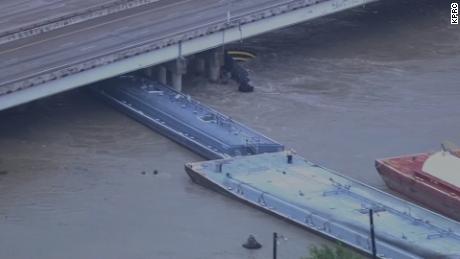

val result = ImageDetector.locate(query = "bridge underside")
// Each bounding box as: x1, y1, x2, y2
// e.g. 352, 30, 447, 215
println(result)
0, 0, 377, 111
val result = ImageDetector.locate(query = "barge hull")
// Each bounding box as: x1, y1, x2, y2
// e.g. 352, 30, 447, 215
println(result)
376, 151, 460, 222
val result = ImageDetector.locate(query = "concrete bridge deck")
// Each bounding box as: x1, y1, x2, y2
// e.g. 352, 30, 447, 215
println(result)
0, 0, 377, 111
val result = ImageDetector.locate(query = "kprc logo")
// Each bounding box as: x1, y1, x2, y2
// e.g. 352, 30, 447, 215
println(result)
452, 2, 459, 24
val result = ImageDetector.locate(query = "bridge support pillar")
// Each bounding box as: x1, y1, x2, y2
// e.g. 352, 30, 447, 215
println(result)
143, 67, 154, 78
157, 66, 167, 85
194, 57, 206, 75
167, 58, 187, 91
171, 73, 182, 91
207, 49, 224, 83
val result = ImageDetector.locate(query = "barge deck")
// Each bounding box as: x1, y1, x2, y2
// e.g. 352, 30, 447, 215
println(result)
93, 75, 283, 159
186, 152, 460, 258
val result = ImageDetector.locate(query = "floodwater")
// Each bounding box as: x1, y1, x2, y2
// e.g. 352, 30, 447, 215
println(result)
0, 0, 459, 258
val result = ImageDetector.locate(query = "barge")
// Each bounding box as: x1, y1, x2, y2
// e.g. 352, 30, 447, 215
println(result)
94, 75, 460, 258
186, 152, 460, 258
376, 149, 460, 222
93, 75, 283, 159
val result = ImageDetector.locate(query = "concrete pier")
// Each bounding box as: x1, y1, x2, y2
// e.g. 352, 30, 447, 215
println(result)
143, 67, 154, 78
167, 58, 187, 91
156, 66, 167, 85
171, 73, 182, 91
194, 57, 206, 76
207, 49, 224, 83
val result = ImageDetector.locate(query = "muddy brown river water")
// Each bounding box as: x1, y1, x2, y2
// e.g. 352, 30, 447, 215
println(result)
1, 0, 459, 258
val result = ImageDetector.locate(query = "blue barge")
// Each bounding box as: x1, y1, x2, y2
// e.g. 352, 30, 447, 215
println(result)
185, 152, 460, 259
93, 75, 283, 159
94, 75, 460, 258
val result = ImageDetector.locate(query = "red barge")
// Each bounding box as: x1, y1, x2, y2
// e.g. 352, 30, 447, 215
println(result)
376, 149, 460, 221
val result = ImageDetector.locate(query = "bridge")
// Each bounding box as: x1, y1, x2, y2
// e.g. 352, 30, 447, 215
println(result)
0, 0, 377, 111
